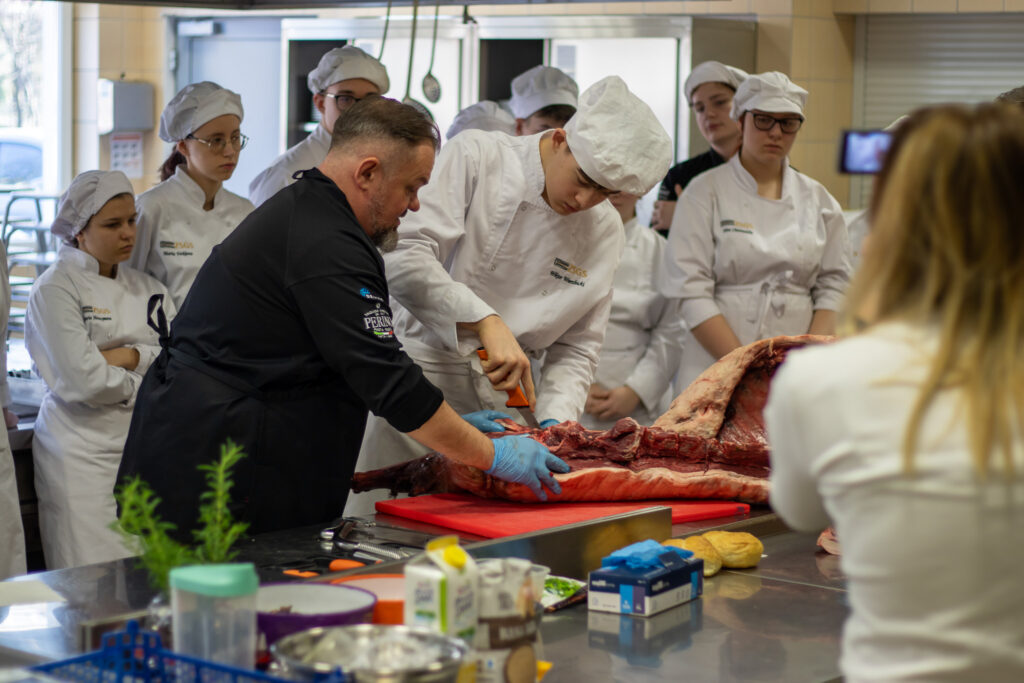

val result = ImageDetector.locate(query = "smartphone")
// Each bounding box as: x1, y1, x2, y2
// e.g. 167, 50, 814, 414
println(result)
838, 129, 893, 174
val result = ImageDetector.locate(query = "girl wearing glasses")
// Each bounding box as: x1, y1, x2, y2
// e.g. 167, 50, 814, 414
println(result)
657, 71, 852, 391
130, 81, 254, 307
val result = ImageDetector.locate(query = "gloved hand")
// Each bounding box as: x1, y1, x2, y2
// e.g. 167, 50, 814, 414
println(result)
487, 435, 570, 501
539, 419, 560, 429
461, 410, 513, 433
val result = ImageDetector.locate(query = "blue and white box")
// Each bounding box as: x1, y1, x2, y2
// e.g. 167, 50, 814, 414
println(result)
588, 549, 703, 617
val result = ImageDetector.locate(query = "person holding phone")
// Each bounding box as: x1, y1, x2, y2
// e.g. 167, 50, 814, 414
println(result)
657, 72, 853, 391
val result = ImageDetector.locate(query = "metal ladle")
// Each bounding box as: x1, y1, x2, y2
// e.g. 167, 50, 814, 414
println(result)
421, 0, 442, 103
401, 0, 434, 119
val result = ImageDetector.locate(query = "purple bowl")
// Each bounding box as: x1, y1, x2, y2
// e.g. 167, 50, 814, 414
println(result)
257, 583, 377, 646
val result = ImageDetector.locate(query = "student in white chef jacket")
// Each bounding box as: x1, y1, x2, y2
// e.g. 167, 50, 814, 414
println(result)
765, 103, 1024, 683
657, 72, 852, 391
446, 101, 516, 140
248, 46, 389, 207
579, 192, 683, 430
26, 171, 176, 569
508, 65, 578, 136
0, 240, 27, 579
130, 82, 253, 308
345, 76, 673, 515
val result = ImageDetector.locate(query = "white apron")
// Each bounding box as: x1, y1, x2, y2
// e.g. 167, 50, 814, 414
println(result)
26, 246, 173, 568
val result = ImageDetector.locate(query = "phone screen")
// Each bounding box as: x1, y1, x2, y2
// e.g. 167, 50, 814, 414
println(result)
839, 130, 893, 174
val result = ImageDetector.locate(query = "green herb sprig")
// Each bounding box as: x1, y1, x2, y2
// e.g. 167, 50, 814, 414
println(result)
112, 440, 250, 593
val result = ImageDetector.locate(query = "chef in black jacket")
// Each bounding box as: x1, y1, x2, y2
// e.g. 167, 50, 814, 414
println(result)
117, 96, 568, 536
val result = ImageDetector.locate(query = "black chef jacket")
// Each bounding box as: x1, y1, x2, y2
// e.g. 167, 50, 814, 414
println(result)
117, 168, 443, 536
657, 148, 726, 203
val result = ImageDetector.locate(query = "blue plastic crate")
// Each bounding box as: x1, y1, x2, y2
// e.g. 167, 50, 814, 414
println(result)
31, 621, 294, 683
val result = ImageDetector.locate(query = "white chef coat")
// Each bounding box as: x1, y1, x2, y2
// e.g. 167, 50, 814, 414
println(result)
344, 130, 623, 516
26, 244, 176, 569
657, 153, 852, 391
579, 217, 683, 430
765, 322, 1024, 682
248, 124, 331, 208
130, 165, 253, 307
0, 241, 26, 580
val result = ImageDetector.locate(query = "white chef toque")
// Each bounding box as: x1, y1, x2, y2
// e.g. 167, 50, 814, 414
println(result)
306, 46, 390, 95
508, 65, 579, 119
446, 101, 516, 140
159, 81, 244, 143
684, 61, 749, 103
730, 71, 808, 121
51, 170, 135, 243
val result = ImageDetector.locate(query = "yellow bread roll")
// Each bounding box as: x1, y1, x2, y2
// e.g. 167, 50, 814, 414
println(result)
663, 537, 723, 577
700, 531, 764, 569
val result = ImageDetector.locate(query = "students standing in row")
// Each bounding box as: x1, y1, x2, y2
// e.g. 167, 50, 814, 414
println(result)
129, 82, 253, 308
657, 72, 853, 390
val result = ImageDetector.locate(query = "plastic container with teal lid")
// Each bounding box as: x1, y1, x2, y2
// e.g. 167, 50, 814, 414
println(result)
170, 563, 259, 669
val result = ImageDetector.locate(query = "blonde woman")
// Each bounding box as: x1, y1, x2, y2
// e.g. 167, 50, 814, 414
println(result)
765, 103, 1024, 681
130, 81, 253, 307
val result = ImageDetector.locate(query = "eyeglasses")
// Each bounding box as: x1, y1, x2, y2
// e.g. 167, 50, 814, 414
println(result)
186, 132, 249, 153
323, 92, 363, 109
750, 113, 803, 134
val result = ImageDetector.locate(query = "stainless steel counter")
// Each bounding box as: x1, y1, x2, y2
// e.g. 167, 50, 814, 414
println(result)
0, 506, 848, 681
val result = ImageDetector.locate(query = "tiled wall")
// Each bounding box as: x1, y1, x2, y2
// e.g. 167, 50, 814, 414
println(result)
73, 3, 167, 194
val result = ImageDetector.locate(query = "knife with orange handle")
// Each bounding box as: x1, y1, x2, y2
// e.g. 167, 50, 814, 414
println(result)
476, 348, 541, 429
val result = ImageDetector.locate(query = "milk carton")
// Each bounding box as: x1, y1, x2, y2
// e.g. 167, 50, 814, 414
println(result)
404, 535, 478, 642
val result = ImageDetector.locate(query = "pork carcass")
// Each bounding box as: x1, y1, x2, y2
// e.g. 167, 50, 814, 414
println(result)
351, 335, 826, 504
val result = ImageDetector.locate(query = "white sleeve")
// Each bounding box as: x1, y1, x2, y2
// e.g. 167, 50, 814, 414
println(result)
656, 183, 722, 328
26, 282, 140, 408
384, 137, 497, 352
764, 360, 831, 532
624, 297, 684, 412
811, 192, 853, 312
248, 164, 292, 208
0, 244, 10, 407
535, 290, 612, 423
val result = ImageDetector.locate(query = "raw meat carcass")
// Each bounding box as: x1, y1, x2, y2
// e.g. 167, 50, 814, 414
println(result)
351, 335, 827, 504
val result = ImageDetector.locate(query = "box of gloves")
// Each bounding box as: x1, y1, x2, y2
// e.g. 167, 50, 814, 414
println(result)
587, 539, 703, 617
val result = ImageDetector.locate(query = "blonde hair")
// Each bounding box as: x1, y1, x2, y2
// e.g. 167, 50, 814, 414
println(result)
841, 103, 1024, 476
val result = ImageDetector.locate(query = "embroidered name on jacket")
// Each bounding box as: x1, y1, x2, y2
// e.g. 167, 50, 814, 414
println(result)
81, 305, 113, 322
550, 257, 587, 287
720, 219, 754, 234
363, 302, 395, 339
159, 240, 195, 256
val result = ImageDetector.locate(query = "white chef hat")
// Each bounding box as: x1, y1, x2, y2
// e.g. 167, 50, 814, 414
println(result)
563, 76, 673, 196
51, 170, 135, 243
159, 81, 244, 143
306, 46, 390, 95
684, 61, 749, 103
508, 65, 579, 119
730, 71, 808, 121
446, 101, 516, 140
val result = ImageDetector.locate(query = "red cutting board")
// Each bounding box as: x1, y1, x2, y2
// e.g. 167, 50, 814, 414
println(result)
375, 494, 750, 539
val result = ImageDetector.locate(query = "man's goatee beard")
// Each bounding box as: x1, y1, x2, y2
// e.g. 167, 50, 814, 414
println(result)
374, 226, 399, 253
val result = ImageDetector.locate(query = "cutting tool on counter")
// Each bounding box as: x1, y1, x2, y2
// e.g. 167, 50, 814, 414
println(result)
475, 348, 541, 428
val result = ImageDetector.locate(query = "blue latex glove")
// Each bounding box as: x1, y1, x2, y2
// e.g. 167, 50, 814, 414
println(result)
461, 410, 513, 433
487, 435, 570, 501
539, 419, 560, 428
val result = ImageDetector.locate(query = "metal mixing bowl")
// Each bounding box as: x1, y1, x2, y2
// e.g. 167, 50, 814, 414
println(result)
269, 624, 469, 682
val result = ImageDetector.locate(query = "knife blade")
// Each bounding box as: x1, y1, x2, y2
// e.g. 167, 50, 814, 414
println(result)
475, 348, 541, 429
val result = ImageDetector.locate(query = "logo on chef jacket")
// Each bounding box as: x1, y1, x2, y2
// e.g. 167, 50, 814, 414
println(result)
359, 287, 383, 302
550, 257, 587, 287
362, 302, 395, 339
159, 239, 194, 256
720, 219, 754, 235
81, 305, 112, 322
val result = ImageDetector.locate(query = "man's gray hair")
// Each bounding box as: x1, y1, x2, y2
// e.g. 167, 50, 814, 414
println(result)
330, 95, 440, 152
996, 85, 1024, 106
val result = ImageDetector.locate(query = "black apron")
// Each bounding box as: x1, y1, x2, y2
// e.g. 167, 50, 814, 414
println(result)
117, 295, 363, 538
